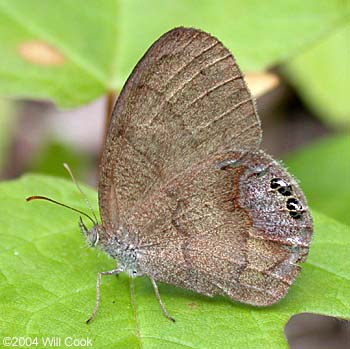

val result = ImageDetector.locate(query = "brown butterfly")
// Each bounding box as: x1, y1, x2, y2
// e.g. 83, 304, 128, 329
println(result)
28, 27, 313, 323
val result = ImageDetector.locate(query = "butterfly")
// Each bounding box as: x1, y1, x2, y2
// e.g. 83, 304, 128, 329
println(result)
28, 27, 313, 323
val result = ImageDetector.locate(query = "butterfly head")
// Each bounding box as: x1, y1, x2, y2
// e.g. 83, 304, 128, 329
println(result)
79, 217, 101, 247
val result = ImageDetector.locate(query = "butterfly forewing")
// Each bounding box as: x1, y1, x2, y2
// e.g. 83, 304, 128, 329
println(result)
99, 27, 261, 232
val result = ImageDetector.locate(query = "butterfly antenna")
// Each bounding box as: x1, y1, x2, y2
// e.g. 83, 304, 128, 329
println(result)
63, 163, 99, 225
26, 195, 96, 226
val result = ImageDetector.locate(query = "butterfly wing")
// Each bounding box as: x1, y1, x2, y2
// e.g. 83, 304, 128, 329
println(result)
128, 151, 312, 305
99, 27, 261, 232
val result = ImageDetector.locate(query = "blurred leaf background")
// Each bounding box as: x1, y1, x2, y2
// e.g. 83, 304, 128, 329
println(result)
0, 0, 348, 182
0, 1, 349, 348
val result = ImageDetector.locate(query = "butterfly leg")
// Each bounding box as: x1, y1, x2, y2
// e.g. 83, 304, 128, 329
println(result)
149, 277, 175, 322
86, 267, 123, 324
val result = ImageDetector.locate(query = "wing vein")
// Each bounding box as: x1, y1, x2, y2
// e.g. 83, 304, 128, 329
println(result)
187, 74, 243, 108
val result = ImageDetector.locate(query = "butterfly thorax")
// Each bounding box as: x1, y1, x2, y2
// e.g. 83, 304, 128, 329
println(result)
102, 237, 141, 277
80, 223, 142, 277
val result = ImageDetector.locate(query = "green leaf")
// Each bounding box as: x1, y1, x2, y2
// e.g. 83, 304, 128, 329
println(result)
0, 0, 348, 107
283, 20, 350, 128
0, 0, 116, 107
285, 135, 350, 226
0, 174, 349, 348
28, 140, 91, 179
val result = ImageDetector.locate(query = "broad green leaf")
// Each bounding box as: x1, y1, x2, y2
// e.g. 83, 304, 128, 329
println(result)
0, 174, 349, 348
285, 135, 350, 226
0, 0, 116, 108
284, 21, 350, 128
0, 0, 348, 107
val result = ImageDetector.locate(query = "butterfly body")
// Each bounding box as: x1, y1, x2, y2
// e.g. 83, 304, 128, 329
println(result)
79, 27, 313, 321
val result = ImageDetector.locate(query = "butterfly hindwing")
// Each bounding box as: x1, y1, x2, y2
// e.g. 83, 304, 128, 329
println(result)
125, 151, 312, 306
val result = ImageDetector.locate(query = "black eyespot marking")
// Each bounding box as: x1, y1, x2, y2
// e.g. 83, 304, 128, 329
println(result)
270, 179, 304, 219
270, 178, 286, 189
286, 197, 302, 211
278, 185, 292, 196
289, 211, 302, 219
286, 197, 303, 219
270, 178, 293, 196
